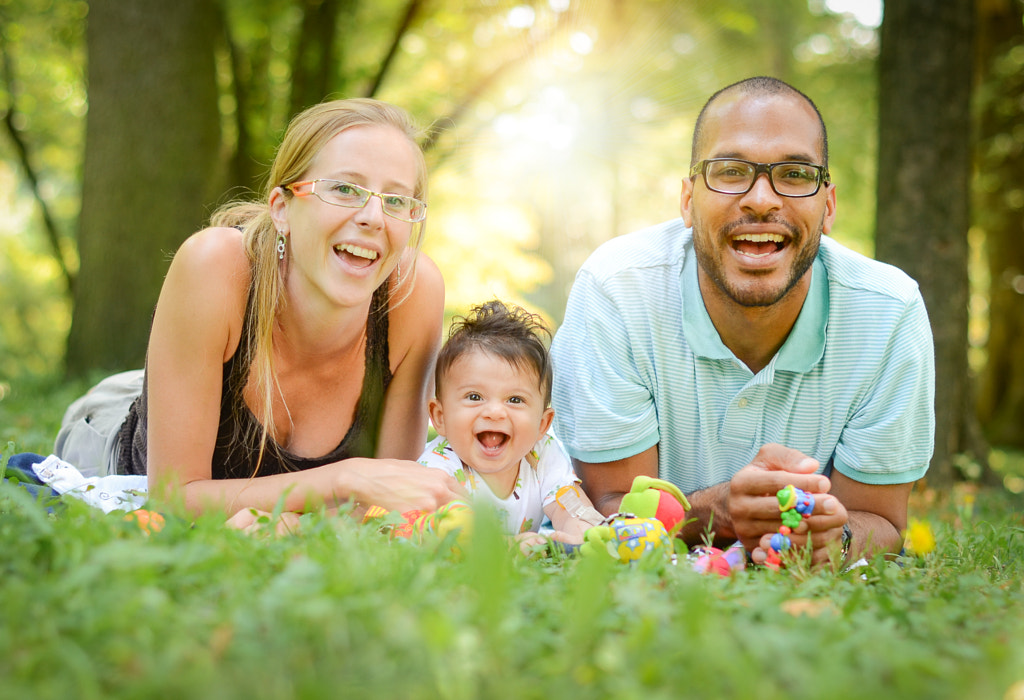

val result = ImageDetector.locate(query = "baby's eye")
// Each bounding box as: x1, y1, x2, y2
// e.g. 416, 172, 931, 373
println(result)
466, 392, 482, 402
508, 396, 524, 405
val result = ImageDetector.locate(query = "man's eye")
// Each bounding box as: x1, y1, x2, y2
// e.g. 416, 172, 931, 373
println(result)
777, 166, 815, 182
711, 162, 750, 179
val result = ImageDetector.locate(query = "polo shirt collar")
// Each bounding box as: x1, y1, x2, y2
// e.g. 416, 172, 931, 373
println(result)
681, 248, 828, 373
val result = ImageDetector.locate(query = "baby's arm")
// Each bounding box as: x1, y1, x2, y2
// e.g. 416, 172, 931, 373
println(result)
543, 483, 604, 544
514, 484, 604, 555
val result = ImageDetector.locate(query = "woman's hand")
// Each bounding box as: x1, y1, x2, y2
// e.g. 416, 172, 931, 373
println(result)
339, 458, 465, 514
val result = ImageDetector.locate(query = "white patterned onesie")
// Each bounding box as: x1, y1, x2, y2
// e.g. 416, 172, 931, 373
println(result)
417, 432, 580, 535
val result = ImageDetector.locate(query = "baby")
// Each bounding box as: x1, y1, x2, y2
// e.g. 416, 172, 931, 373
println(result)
418, 300, 602, 550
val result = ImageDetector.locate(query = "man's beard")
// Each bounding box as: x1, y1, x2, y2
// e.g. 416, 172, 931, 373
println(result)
692, 212, 823, 308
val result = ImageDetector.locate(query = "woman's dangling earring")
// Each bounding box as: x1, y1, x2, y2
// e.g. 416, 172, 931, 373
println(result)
277, 231, 286, 261
394, 261, 402, 285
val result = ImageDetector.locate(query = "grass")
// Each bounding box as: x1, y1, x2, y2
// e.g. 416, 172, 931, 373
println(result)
2, 379, 1024, 699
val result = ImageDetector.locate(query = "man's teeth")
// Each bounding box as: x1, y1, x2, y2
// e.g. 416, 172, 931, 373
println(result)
334, 243, 379, 260
733, 233, 784, 243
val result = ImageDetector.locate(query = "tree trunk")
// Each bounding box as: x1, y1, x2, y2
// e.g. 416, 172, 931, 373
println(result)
975, 0, 1024, 450
874, 0, 985, 486
66, 0, 223, 376
288, 0, 352, 117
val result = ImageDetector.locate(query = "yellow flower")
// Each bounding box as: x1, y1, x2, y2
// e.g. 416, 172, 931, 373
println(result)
906, 518, 936, 555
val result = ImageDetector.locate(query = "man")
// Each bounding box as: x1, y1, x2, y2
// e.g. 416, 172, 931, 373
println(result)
550, 77, 934, 566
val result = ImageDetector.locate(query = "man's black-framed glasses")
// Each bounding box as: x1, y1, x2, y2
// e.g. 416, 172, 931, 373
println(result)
689, 159, 831, 198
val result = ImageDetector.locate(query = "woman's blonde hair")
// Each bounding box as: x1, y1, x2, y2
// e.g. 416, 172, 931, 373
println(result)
210, 98, 428, 472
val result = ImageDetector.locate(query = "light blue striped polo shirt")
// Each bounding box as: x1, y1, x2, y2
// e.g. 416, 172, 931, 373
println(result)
550, 218, 934, 492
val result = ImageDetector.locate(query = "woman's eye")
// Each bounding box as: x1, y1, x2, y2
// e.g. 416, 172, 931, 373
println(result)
333, 182, 358, 196
383, 195, 407, 208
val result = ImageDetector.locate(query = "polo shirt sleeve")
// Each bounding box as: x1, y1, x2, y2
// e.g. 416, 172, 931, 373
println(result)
833, 292, 935, 485
551, 269, 661, 464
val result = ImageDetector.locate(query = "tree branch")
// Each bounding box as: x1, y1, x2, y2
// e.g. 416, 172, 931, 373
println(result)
421, 10, 574, 154
363, 0, 424, 98
0, 34, 75, 294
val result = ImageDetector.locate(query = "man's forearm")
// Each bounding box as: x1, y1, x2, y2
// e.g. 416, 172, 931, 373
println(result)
678, 482, 735, 548
845, 510, 903, 561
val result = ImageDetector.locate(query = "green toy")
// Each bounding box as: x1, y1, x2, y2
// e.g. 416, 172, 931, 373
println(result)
579, 476, 691, 564
619, 476, 691, 537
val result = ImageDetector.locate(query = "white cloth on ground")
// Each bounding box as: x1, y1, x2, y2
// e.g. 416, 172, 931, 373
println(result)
30, 454, 147, 513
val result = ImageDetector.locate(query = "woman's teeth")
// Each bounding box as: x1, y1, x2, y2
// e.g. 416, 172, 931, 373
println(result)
334, 243, 379, 260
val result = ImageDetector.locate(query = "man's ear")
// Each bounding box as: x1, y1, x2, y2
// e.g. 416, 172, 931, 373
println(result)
680, 177, 694, 227
821, 182, 837, 235
428, 397, 446, 437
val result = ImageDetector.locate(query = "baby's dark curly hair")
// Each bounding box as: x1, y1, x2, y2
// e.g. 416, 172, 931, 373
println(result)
435, 300, 553, 405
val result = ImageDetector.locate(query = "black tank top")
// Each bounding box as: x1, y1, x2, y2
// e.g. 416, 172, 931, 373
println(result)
117, 283, 393, 478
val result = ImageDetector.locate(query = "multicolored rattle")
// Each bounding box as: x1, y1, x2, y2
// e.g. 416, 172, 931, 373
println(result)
764, 484, 816, 569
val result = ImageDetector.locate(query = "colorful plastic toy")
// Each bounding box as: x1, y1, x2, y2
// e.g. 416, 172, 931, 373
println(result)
691, 542, 747, 576
580, 514, 675, 564
577, 476, 690, 565
365, 500, 473, 546
619, 476, 691, 536
764, 484, 816, 569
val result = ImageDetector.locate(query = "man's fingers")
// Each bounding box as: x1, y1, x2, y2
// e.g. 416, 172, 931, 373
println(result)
749, 443, 822, 475
735, 467, 831, 498
758, 525, 843, 553
732, 490, 838, 523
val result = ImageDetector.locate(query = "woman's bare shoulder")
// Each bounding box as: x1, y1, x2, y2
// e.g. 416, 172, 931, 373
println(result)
156, 227, 251, 353
387, 250, 444, 365
392, 251, 444, 328
173, 226, 250, 277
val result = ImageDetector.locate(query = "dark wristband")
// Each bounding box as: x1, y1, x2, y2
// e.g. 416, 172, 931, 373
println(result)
841, 523, 853, 560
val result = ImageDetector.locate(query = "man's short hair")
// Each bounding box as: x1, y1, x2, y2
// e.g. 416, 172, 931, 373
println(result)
690, 76, 829, 169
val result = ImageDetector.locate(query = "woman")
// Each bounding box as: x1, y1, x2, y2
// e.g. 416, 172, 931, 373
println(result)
58, 98, 461, 517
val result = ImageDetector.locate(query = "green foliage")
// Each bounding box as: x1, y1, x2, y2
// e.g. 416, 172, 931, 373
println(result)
0, 234, 71, 380
1, 0, 883, 376
2, 383, 1024, 699
0, 479, 1022, 700
0, 373, 94, 454
412, 0, 882, 322
0, 0, 86, 381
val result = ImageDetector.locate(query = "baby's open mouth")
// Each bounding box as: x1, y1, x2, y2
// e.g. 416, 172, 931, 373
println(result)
731, 232, 786, 258
477, 431, 509, 453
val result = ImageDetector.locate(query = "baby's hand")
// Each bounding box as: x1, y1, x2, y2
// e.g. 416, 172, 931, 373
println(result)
226, 508, 302, 537
514, 531, 549, 557
513, 530, 584, 557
